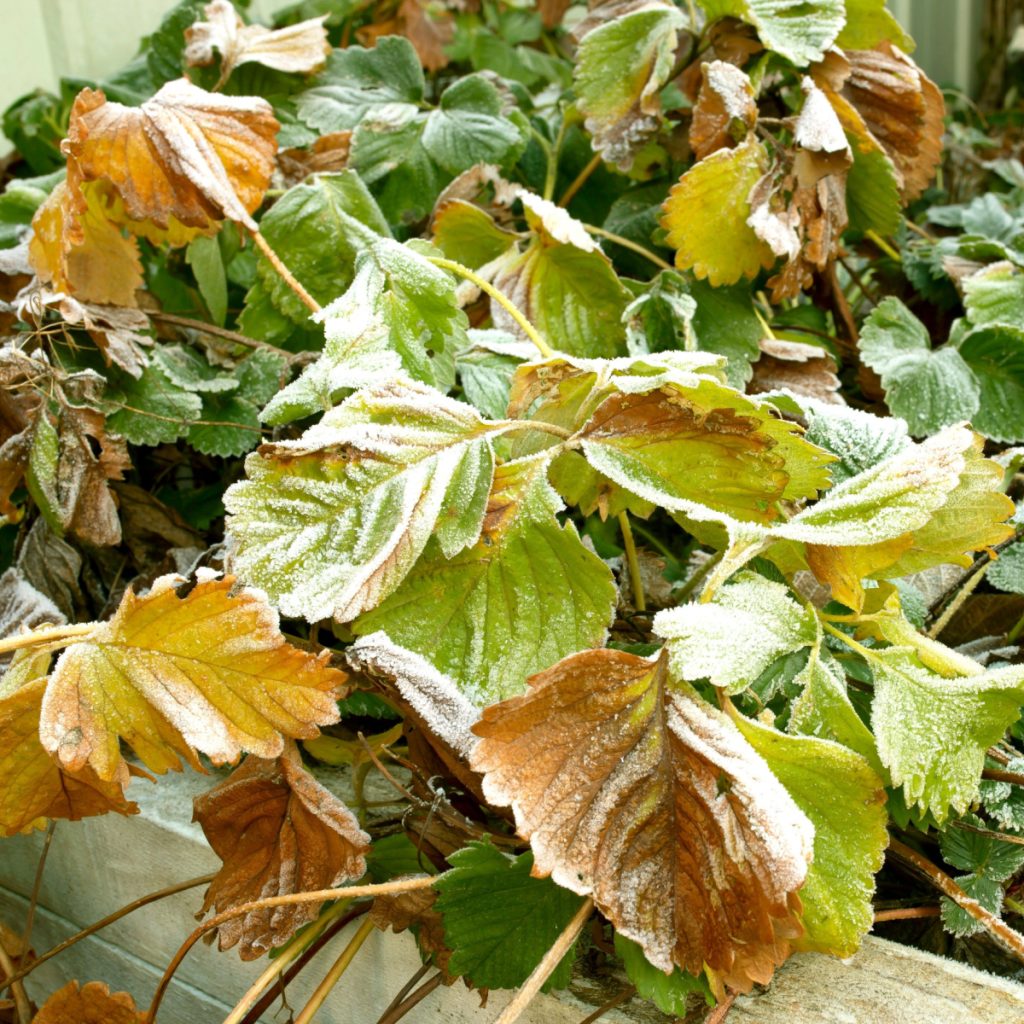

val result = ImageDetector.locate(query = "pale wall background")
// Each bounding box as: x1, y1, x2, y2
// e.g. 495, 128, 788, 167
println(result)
0, 0, 986, 152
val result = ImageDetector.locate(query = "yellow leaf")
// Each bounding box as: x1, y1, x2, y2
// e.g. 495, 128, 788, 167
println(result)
303, 721, 404, 767
32, 981, 146, 1024
38, 573, 347, 785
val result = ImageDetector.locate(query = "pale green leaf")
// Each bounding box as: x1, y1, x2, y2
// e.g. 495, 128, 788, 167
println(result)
613, 935, 711, 1014
106, 364, 202, 446
153, 345, 238, 394
837, 0, 914, 50
939, 873, 1003, 938
956, 325, 1024, 444
699, 0, 845, 65
988, 541, 1024, 596
186, 234, 227, 325
187, 394, 262, 458
456, 331, 533, 420
859, 297, 980, 436
964, 262, 1024, 328
939, 814, 1024, 882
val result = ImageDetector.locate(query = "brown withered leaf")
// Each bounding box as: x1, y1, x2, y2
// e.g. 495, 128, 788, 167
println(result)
185, 0, 329, 85
56, 297, 152, 377
276, 132, 351, 189
471, 648, 814, 992
0, 568, 63, 645
839, 44, 944, 202
371, 879, 456, 980
195, 741, 369, 959
689, 60, 757, 161
749, 337, 843, 404
0, 647, 138, 837
29, 181, 144, 307
538, 0, 572, 28
32, 980, 144, 1024
63, 79, 278, 241
398, 0, 455, 72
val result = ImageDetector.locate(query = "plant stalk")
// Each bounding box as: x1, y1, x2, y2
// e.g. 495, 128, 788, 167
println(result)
251, 229, 321, 314
582, 224, 673, 271
293, 916, 376, 1024
559, 153, 602, 207
618, 512, 646, 613
0, 623, 95, 657
0, 942, 30, 1024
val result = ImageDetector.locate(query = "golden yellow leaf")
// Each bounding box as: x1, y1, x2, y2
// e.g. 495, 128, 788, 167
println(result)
194, 741, 369, 959
32, 980, 144, 1024
471, 648, 813, 992
0, 647, 138, 837
38, 572, 346, 785
63, 79, 278, 244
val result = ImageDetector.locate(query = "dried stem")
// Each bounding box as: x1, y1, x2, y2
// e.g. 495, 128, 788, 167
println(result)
873, 906, 941, 923
983, 768, 1024, 786
559, 153, 602, 207
293, 916, 376, 1024
618, 512, 646, 613
428, 256, 554, 358
888, 837, 1024, 963
147, 876, 436, 1023
705, 992, 737, 1024
577, 986, 637, 1024
251, 229, 321, 315
19, 821, 56, 968
374, 963, 432, 1024
0, 623, 95, 657
376, 972, 444, 1024
0, 941, 30, 1024
492, 897, 593, 1024
148, 311, 297, 361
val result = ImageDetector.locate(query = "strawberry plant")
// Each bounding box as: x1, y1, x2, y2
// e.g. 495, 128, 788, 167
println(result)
1, 1, 1024, 1021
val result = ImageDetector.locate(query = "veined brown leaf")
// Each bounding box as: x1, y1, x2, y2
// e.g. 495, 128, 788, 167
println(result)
471, 648, 814, 992
194, 741, 369, 959
31, 980, 144, 1024
689, 60, 758, 161
38, 572, 346, 785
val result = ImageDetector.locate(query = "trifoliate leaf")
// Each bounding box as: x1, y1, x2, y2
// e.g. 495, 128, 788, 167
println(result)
253, 171, 390, 324
613, 935, 711, 1014
699, 0, 845, 65
38, 573, 346, 785
227, 380, 508, 623
663, 136, 775, 286
353, 455, 616, 703
654, 572, 816, 694
623, 269, 698, 357
105, 362, 203, 446
471, 649, 814, 992
988, 542, 1024, 596
434, 841, 586, 991
956, 325, 1024, 444
573, 1, 688, 170
733, 711, 888, 956
869, 648, 1024, 821
964, 262, 1024, 328
939, 814, 1024, 882
859, 297, 980, 436
939, 873, 1003, 938
837, 0, 914, 50
297, 36, 425, 133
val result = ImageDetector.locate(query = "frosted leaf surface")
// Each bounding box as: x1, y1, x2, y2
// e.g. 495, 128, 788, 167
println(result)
654, 572, 816, 693
0, 567, 64, 648
690, 61, 757, 161
37, 573, 346, 785
517, 189, 598, 252
227, 379, 509, 623
472, 648, 813, 991
794, 77, 850, 154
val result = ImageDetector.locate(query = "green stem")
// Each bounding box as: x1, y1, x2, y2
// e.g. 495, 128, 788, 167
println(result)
865, 229, 902, 263
618, 512, 647, 613
428, 256, 554, 358
1007, 609, 1024, 645
582, 224, 673, 271
821, 621, 876, 660
559, 152, 602, 207
293, 916, 376, 1024
928, 558, 990, 640
544, 116, 570, 202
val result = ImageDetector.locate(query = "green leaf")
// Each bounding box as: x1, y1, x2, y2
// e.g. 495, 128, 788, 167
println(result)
654, 572, 816, 694
434, 841, 586, 991
859, 297, 980, 436
366, 832, 430, 883
988, 541, 1024, 596
24, 415, 60, 534
0, 170, 63, 249
353, 455, 616, 703
236, 350, 288, 408
837, 0, 914, 50
869, 648, 1024, 822
939, 873, 1004, 938
733, 712, 888, 956
573, 1, 688, 169
152, 345, 238, 394
187, 394, 262, 458
699, 0, 846, 65
297, 36, 425, 132
613, 935, 711, 1014
663, 136, 775, 287
687, 279, 762, 389
433, 200, 520, 269
800, 400, 910, 487
964, 262, 1024, 328
623, 270, 697, 356
226, 379, 506, 623
940, 814, 1024, 882
254, 171, 390, 325
956, 325, 1024, 444
844, 137, 902, 236
456, 332, 532, 420
2, 91, 67, 174
422, 75, 525, 174
980, 758, 1024, 830
105, 364, 202, 446
186, 235, 227, 326
145, 0, 206, 85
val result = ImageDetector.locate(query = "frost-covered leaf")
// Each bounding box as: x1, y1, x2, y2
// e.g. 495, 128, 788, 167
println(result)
195, 741, 369, 959
733, 711, 888, 955
472, 648, 814, 991
699, 0, 845, 65
749, 338, 842, 405
654, 572, 816, 694
869, 648, 1024, 821
456, 332, 532, 420
64, 79, 278, 239
297, 36, 425, 133
956, 325, 1024, 444
252, 171, 389, 325
105, 362, 203, 446
153, 345, 238, 394
0, 568, 63, 649
38, 573, 346, 785
433, 840, 586, 990
663, 136, 775, 286
939, 873, 1003, 938
964, 262, 1024, 328
980, 758, 1024, 830
353, 455, 616, 703
690, 60, 758, 161
573, 0, 688, 170
188, 393, 262, 457
859, 298, 979, 437
228, 380, 509, 622
614, 935, 711, 1015
989, 542, 1024, 597
32, 981, 145, 1024
939, 813, 1024, 882
837, 0, 914, 50
185, 0, 329, 82
0, 647, 138, 836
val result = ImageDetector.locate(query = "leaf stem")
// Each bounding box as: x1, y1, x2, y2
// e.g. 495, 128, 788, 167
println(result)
864, 229, 902, 263
0, 941, 30, 1024
146, 876, 435, 1023
618, 512, 646, 613
581, 224, 673, 271
19, 821, 55, 970
493, 897, 593, 1024
293, 916, 376, 1024
427, 256, 554, 358
544, 116, 570, 202
375, 972, 444, 1024
873, 906, 941, 923
983, 768, 1024, 787
0, 623, 95, 657
148, 311, 299, 362
374, 963, 432, 1024
558, 153, 602, 207
888, 837, 1024, 963
251, 229, 321, 315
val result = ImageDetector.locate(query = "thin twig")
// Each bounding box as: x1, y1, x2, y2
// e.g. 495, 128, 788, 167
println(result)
19, 821, 56, 968
577, 986, 636, 1024
873, 906, 941, 923
0, 623, 95, 657
251, 229, 321, 314
951, 819, 1024, 847
148, 311, 297, 361
559, 153, 602, 208
0, 941, 30, 1024
705, 991, 737, 1024
294, 916, 376, 1024
146, 877, 436, 1023
375, 972, 444, 1024
888, 837, 1024, 964
618, 512, 646, 613
374, 963, 432, 1024
493, 898, 594, 1024
582, 224, 673, 271
983, 768, 1024, 787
